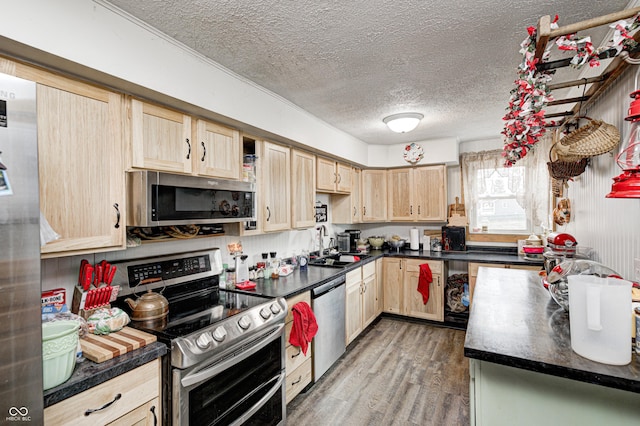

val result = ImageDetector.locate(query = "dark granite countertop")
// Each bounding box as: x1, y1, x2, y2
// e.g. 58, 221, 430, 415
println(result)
464, 267, 640, 393
232, 248, 541, 300
43, 341, 167, 407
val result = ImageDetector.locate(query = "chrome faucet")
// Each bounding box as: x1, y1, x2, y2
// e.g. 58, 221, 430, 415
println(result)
318, 225, 327, 257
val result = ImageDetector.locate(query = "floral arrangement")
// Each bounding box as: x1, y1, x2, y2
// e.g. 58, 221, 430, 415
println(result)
502, 14, 640, 167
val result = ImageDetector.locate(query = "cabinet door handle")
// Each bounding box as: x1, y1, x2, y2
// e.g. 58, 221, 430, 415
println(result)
113, 203, 121, 229
363, 206, 366, 216
291, 347, 302, 358
334, 172, 337, 184
150, 405, 158, 426
292, 376, 302, 385
84, 393, 121, 416
337, 173, 341, 184
399, 261, 402, 270
418, 205, 421, 215
410, 205, 413, 215
201, 141, 206, 162
353, 206, 356, 217
186, 138, 191, 159
266, 206, 271, 222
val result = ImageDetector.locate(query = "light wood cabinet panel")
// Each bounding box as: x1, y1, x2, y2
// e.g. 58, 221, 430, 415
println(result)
362, 273, 377, 329
336, 163, 352, 193
361, 170, 387, 222
316, 157, 351, 193
130, 98, 192, 174
387, 168, 413, 221
387, 165, 447, 222
262, 142, 291, 232
286, 358, 312, 404
331, 168, 361, 224
106, 398, 160, 426
26, 70, 126, 257
382, 257, 403, 313
375, 258, 384, 315
345, 276, 363, 346
285, 291, 311, 403
403, 259, 445, 322
194, 119, 241, 179
291, 149, 316, 229
44, 359, 160, 426
414, 165, 447, 221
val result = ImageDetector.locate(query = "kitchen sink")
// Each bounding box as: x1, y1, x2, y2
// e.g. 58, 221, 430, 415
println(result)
308, 253, 370, 268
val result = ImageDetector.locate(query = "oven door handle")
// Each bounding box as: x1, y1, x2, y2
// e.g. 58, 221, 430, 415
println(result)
181, 322, 284, 388
228, 371, 285, 426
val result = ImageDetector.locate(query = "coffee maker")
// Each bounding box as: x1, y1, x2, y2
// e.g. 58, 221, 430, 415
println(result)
346, 229, 361, 253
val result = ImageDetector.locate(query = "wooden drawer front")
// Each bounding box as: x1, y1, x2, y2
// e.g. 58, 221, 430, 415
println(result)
285, 342, 311, 373
362, 261, 376, 279
45, 359, 160, 426
286, 358, 312, 404
285, 291, 311, 324
404, 259, 442, 274
106, 397, 160, 426
346, 268, 362, 286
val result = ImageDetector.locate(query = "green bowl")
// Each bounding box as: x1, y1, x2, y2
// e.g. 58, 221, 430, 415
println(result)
42, 320, 80, 390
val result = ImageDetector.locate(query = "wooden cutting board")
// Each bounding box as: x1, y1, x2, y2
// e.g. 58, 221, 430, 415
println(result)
80, 327, 157, 363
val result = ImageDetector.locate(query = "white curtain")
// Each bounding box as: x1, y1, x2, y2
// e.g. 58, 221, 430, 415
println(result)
461, 132, 553, 233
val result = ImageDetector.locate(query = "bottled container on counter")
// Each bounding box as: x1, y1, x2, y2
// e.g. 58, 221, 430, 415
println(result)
226, 267, 236, 289
220, 263, 228, 289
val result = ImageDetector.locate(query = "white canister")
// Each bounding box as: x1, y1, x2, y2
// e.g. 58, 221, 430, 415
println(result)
422, 235, 431, 252
568, 275, 632, 365
410, 228, 420, 251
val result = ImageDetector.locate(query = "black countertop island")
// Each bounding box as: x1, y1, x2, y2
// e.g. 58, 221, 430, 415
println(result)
464, 267, 640, 393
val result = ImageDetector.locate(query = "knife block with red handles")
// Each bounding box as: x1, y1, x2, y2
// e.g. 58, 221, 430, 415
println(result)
71, 259, 120, 318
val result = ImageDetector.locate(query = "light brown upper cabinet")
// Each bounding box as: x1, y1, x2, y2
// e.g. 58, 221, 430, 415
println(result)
331, 168, 361, 224
194, 119, 241, 179
291, 149, 316, 229
316, 157, 351, 193
6, 57, 127, 257
387, 165, 447, 222
361, 170, 387, 222
130, 98, 192, 174
130, 99, 241, 179
262, 141, 291, 232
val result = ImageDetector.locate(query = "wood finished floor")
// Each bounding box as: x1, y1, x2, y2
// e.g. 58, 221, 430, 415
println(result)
286, 317, 470, 426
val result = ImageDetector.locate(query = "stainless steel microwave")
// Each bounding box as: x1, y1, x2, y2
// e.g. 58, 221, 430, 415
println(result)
127, 171, 256, 227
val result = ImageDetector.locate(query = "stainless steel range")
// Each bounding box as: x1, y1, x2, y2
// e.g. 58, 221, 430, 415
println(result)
111, 249, 286, 426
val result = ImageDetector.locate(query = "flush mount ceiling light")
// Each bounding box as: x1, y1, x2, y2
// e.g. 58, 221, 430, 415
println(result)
383, 113, 424, 133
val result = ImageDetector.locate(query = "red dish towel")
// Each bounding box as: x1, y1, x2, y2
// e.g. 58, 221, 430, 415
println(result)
288, 301, 318, 356
417, 263, 433, 305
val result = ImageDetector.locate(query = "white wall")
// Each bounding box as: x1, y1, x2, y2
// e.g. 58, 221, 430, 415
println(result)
368, 138, 460, 167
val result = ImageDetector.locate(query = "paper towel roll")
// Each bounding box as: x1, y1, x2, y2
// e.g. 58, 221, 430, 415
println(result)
410, 228, 419, 250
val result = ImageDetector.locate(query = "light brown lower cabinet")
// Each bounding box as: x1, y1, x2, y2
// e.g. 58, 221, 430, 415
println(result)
44, 359, 161, 425
382, 257, 446, 322
284, 291, 313, 404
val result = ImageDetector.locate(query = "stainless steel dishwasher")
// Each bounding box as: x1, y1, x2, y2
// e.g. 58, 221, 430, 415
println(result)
311, 274, 346, 382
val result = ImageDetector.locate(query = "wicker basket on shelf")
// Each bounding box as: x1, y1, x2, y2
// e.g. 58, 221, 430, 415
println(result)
555, 118, 620, 160
547, 142, 589, 180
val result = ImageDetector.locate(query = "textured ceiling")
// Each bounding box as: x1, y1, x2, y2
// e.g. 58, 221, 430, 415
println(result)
105, 0, 631, 145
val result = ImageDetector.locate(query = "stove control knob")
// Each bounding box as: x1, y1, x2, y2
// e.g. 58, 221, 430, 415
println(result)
238, 315, 252, 330
212, 326, 227, 342
195, 332, 212, 350
260, 307, 271, 320
270, 303, 282, 315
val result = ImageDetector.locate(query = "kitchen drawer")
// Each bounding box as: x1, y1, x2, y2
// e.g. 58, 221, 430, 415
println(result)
286, 358, 312, 404
346, 267, 362, 286
285, 291, 311, 324
285, 341, 311, 373
44, 359, 160, 425
362, 261, 376, 279
404, 258, 443, 274
106, 397, 160, 426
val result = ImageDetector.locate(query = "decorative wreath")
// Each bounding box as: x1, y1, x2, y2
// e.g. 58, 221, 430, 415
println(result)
502, 14, 640, 167
403, 143, 424, 164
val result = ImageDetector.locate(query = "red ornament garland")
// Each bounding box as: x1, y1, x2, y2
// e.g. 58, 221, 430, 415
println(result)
502, 14, 640, 167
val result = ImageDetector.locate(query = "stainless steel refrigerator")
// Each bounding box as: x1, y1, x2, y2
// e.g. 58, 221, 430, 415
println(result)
0, 72, 43, 423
